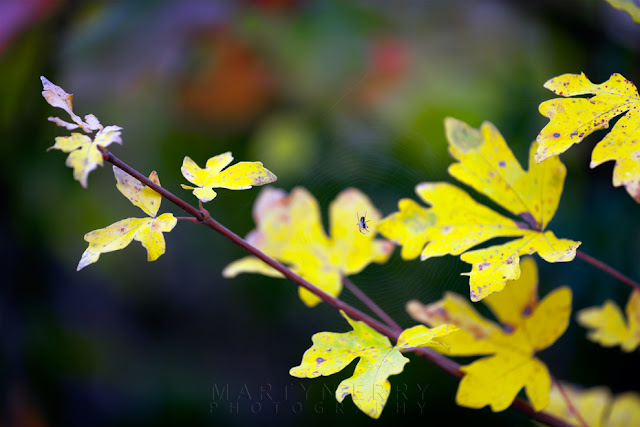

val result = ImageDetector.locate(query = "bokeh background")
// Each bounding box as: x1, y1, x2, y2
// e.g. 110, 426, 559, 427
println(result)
2, 0, 640, 425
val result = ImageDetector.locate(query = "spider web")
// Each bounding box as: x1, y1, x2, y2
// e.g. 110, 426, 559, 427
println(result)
287, 125, 471, 326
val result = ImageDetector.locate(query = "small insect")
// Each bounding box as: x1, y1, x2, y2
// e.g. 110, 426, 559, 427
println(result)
356, 212, 371, 234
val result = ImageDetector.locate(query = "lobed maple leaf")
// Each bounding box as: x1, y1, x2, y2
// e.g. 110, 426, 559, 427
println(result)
406, 257, 572, 411
77, 167, 177, 270
41, 76, 123, 188
290, 311, 458, 419
180, 152, 276, 203
536, 73, 640, 201
545, 382, 640, 426
577, 290, 640, 352
223, 187, 394, 307
379, 118, 580, 301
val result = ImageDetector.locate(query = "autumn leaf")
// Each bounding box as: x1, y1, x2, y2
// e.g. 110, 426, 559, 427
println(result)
604, 0, 640, 24
47, 127, 123, 188
180, 152, 276, 202
223, 187, 394, 307
546, 382, 640, 426
41, 76, 103, 132
537, 73, 640, 201
406, 257, 571, 411
77, 167, 176, 270
290, 311, 458, 419
42, 76, 123, 188
577, 290, 640, 352
379, 118, 580, 301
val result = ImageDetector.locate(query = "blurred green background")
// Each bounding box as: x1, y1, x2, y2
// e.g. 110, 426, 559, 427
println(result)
2, 0, 640, 425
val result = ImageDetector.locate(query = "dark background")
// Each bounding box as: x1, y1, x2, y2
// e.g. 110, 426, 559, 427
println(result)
2, 0, 640, 425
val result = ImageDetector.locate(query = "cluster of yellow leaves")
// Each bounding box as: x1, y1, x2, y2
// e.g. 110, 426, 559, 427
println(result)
290, 311, 458, 419
180, 152, 276, 203
379, 118, 580, 301
77, 167, 176, 270
406, 257, 571, 411
42, 76, 123, 188
577, 290, 640, 352
546, 382, 640, 426
537, 73, 640, 201
223, 187, 393, 307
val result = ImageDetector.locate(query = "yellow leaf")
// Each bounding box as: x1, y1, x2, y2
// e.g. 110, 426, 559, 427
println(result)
605, 0, 640, 24
290, 311, 457, 419
77, 213, 177, 270
376, 198, 436, 260
114, 166, 162, 217
407, 293, 501, 356
609, 393, 640, 426
47, 126, 123, 188
379, 119, 580, 301
180, 152, 277, 202
221, 256, 284, 279
223, 187, 393, 307
457, 353, 550, 412
396, 324, 459, 353
460, 231, 578, 301
407, 257, 572, 412
577, 290, 640, 352
546, 382, 640, 427
447, 119, 565, 229
537, 73, 640, 201
78, 168, 176, 269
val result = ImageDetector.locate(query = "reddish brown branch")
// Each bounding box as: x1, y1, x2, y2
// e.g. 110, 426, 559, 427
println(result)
342, 276, 403, 335
97, 146, 575, 427
576, 250, 640, 293
176, 217, 201, 224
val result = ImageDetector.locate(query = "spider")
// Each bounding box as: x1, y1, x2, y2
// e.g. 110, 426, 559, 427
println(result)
356, 212, 371, 234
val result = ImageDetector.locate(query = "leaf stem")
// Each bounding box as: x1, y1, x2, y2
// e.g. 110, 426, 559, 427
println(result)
342, 276, 403, 335
97, 146, 576, 427
576, 250, 640, 293
551, 376, 589, 427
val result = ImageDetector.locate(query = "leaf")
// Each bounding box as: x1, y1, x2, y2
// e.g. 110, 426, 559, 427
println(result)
41, 76, 102, 132
77, 214, 177, 270
77, 169, 176, 270
546, 382, 640, 427
379, 118, 580, 301
605, 0, 640, 24
47, 127, 123, 188
223, 187, 394, 307
407, 257, 572, 411
42, 77, 123, 187
536, 73, 640, 201
577, 290, 640, 352
376, 199, 436, 260
180, 152, 277, 202
114, 166, 161, 217
290, 311, 457, 419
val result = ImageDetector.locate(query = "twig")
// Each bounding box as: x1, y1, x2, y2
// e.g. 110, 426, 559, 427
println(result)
99, 146, 395, 337
176, 217, 201, 224
97, 146, 576, 427
576, 250, 640, 293
342, 276, 403, 334
551, 376, 589, 427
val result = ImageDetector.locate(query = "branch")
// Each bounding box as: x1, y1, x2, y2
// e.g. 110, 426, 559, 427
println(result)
97, 146, 576, 427
576, 250, 640, 293
98, 146, 395, 337
342, 276, 403, 335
